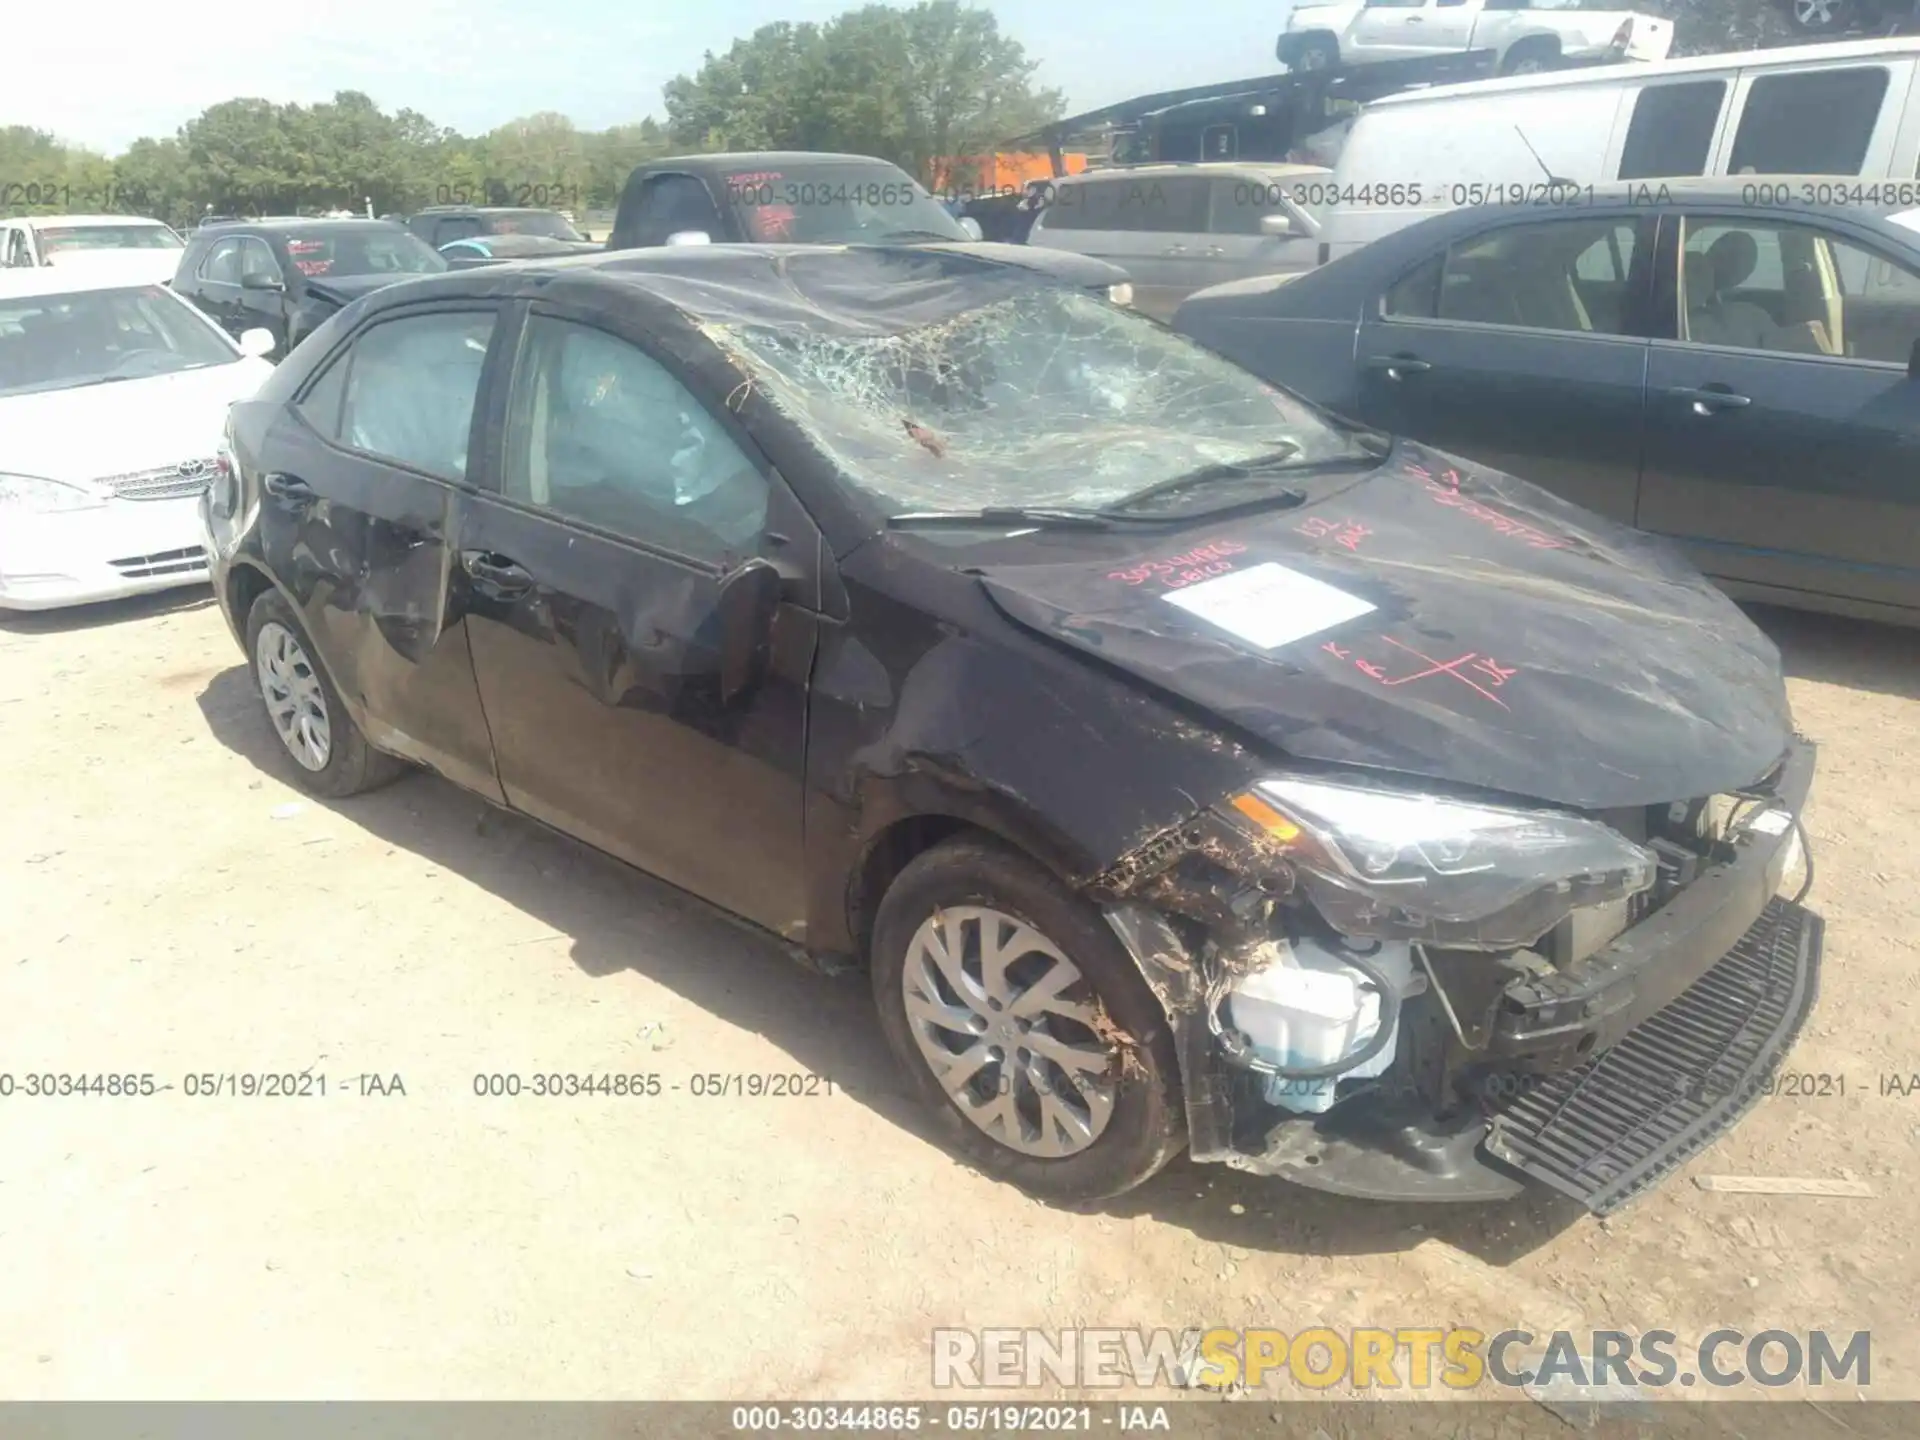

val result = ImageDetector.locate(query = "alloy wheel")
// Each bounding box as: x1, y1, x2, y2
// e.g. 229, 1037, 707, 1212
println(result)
255, 620, 332, 772
901, 905, 1120, 1159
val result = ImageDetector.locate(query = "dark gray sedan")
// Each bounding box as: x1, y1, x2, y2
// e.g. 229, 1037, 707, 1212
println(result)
1175, 179, 1920, 626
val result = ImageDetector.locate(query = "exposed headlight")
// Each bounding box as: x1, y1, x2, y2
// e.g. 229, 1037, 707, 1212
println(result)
1107, 281, 1134, 307
1224, 777, 1656, 950
0, 473, 108, 513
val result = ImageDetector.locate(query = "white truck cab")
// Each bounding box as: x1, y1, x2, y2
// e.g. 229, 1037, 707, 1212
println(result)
1278, 0, 1674, 77
0, 215, 185, 285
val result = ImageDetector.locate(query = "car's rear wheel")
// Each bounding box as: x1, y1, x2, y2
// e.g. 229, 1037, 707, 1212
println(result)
246, 590, 406, 798
1786, 0, 1850, 31
870, 836, 1186, 1202
1501, 38, 1560, 74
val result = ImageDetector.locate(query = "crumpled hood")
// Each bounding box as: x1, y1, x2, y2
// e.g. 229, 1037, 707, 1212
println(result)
912, 240, 1129, 290
974, 444, 1792, 810
300, 271, 420, 306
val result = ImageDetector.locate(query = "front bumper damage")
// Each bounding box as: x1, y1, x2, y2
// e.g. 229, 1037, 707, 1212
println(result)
1099, 738, 1822, 1214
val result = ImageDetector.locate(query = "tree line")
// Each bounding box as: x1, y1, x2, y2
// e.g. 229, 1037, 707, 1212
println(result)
0, 1, 1062, 228
0, 0, 1808, 229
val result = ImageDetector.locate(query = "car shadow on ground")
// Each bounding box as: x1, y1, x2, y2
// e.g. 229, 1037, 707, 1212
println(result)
0, 586, 216, 636
1748, 603, 1920, 701
195, 661, 1580, 1263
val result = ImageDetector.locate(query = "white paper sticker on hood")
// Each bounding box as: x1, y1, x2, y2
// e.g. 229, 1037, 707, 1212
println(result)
1161, 561, 1375, 650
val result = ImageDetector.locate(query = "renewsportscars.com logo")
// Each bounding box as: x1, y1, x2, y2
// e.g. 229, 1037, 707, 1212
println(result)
932, 1327, 1872, 1392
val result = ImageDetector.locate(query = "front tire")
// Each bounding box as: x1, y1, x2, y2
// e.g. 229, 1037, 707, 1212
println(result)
871, 836, 1186, 1202
246, 589, 406, 798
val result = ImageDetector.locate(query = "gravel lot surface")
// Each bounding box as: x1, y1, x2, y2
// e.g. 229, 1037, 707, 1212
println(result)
1, 590, 1912, 1406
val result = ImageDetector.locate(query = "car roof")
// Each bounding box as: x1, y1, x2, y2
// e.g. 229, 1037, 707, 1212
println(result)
414, 206, 567, 216
196, 218, 402, 234
642, 151, 912, 174
1367, 36, 1920, 109
1063, 162, 1329, 181
17, 214, 173, 229
355, 242, 1085, 335
1456, 176, 1920, 221
0, 260, 184, 298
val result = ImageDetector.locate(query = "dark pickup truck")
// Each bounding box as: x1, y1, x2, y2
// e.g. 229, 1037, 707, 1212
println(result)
607, 151, 1136, 306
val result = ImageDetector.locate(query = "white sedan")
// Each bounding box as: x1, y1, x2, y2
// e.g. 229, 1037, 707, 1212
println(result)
0, 261, 276, 611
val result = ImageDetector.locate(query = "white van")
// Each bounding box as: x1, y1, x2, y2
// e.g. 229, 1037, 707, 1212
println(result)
1320, 36, 1920, 259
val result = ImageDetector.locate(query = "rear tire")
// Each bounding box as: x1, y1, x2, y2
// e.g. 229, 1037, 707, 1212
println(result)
870, 836, 1186, 1203
245, 589, 407, 798
1500, 38, 1559, 74
1784, 0, 1851, 31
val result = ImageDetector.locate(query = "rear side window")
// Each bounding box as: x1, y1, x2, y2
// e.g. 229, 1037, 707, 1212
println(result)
1729, 68, 1890, 175
339, 310, 497, 482
1618, 82, 1726, 180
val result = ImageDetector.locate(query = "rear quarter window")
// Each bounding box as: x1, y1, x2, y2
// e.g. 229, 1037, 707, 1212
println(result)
1729, 67, 1890, 175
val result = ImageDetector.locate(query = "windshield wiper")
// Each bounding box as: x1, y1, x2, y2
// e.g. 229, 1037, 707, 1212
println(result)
874, 229, 972, 244
888, 506, 1115, 531
1104, 443, 1384, 517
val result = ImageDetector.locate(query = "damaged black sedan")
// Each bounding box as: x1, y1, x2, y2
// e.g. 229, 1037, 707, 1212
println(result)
200, 245, 1821, 1215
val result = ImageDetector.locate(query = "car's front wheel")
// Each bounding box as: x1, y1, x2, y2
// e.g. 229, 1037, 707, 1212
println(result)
246, 590, 406, 798
871, 836, 1186, 1202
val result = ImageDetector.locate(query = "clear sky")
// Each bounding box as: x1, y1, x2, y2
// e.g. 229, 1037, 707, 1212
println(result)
9, 1, 1293, 154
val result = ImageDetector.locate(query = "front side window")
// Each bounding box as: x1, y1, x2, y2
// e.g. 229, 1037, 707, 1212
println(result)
715, 279, 1373, 518
238, 239, 281, 282
1384, 218, 1647, 336
199, 239, 244, 285
632, 176, 724, 246
1729, 68, 1889, 175
0, 285, 242, 397
502, 317, 769, 563
1679, 217, 1920, 363
338, 311, 496, 481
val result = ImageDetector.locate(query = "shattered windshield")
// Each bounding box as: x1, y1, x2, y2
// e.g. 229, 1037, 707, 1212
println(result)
714, 285, 1368, 517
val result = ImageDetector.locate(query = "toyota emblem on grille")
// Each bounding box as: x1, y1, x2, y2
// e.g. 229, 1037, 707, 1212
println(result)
176, 459, 210, 479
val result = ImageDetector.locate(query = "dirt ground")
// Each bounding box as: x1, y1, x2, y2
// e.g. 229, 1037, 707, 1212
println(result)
1, 587, 1916, 1407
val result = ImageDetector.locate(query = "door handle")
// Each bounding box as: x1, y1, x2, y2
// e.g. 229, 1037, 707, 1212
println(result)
1363, 354, 1432, 380
1165, 244, 1189, 255
461, 550, 534, 598
1204, 245, 1225, 257
262, 472, 314, 502
1667, 386, 1752, 416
